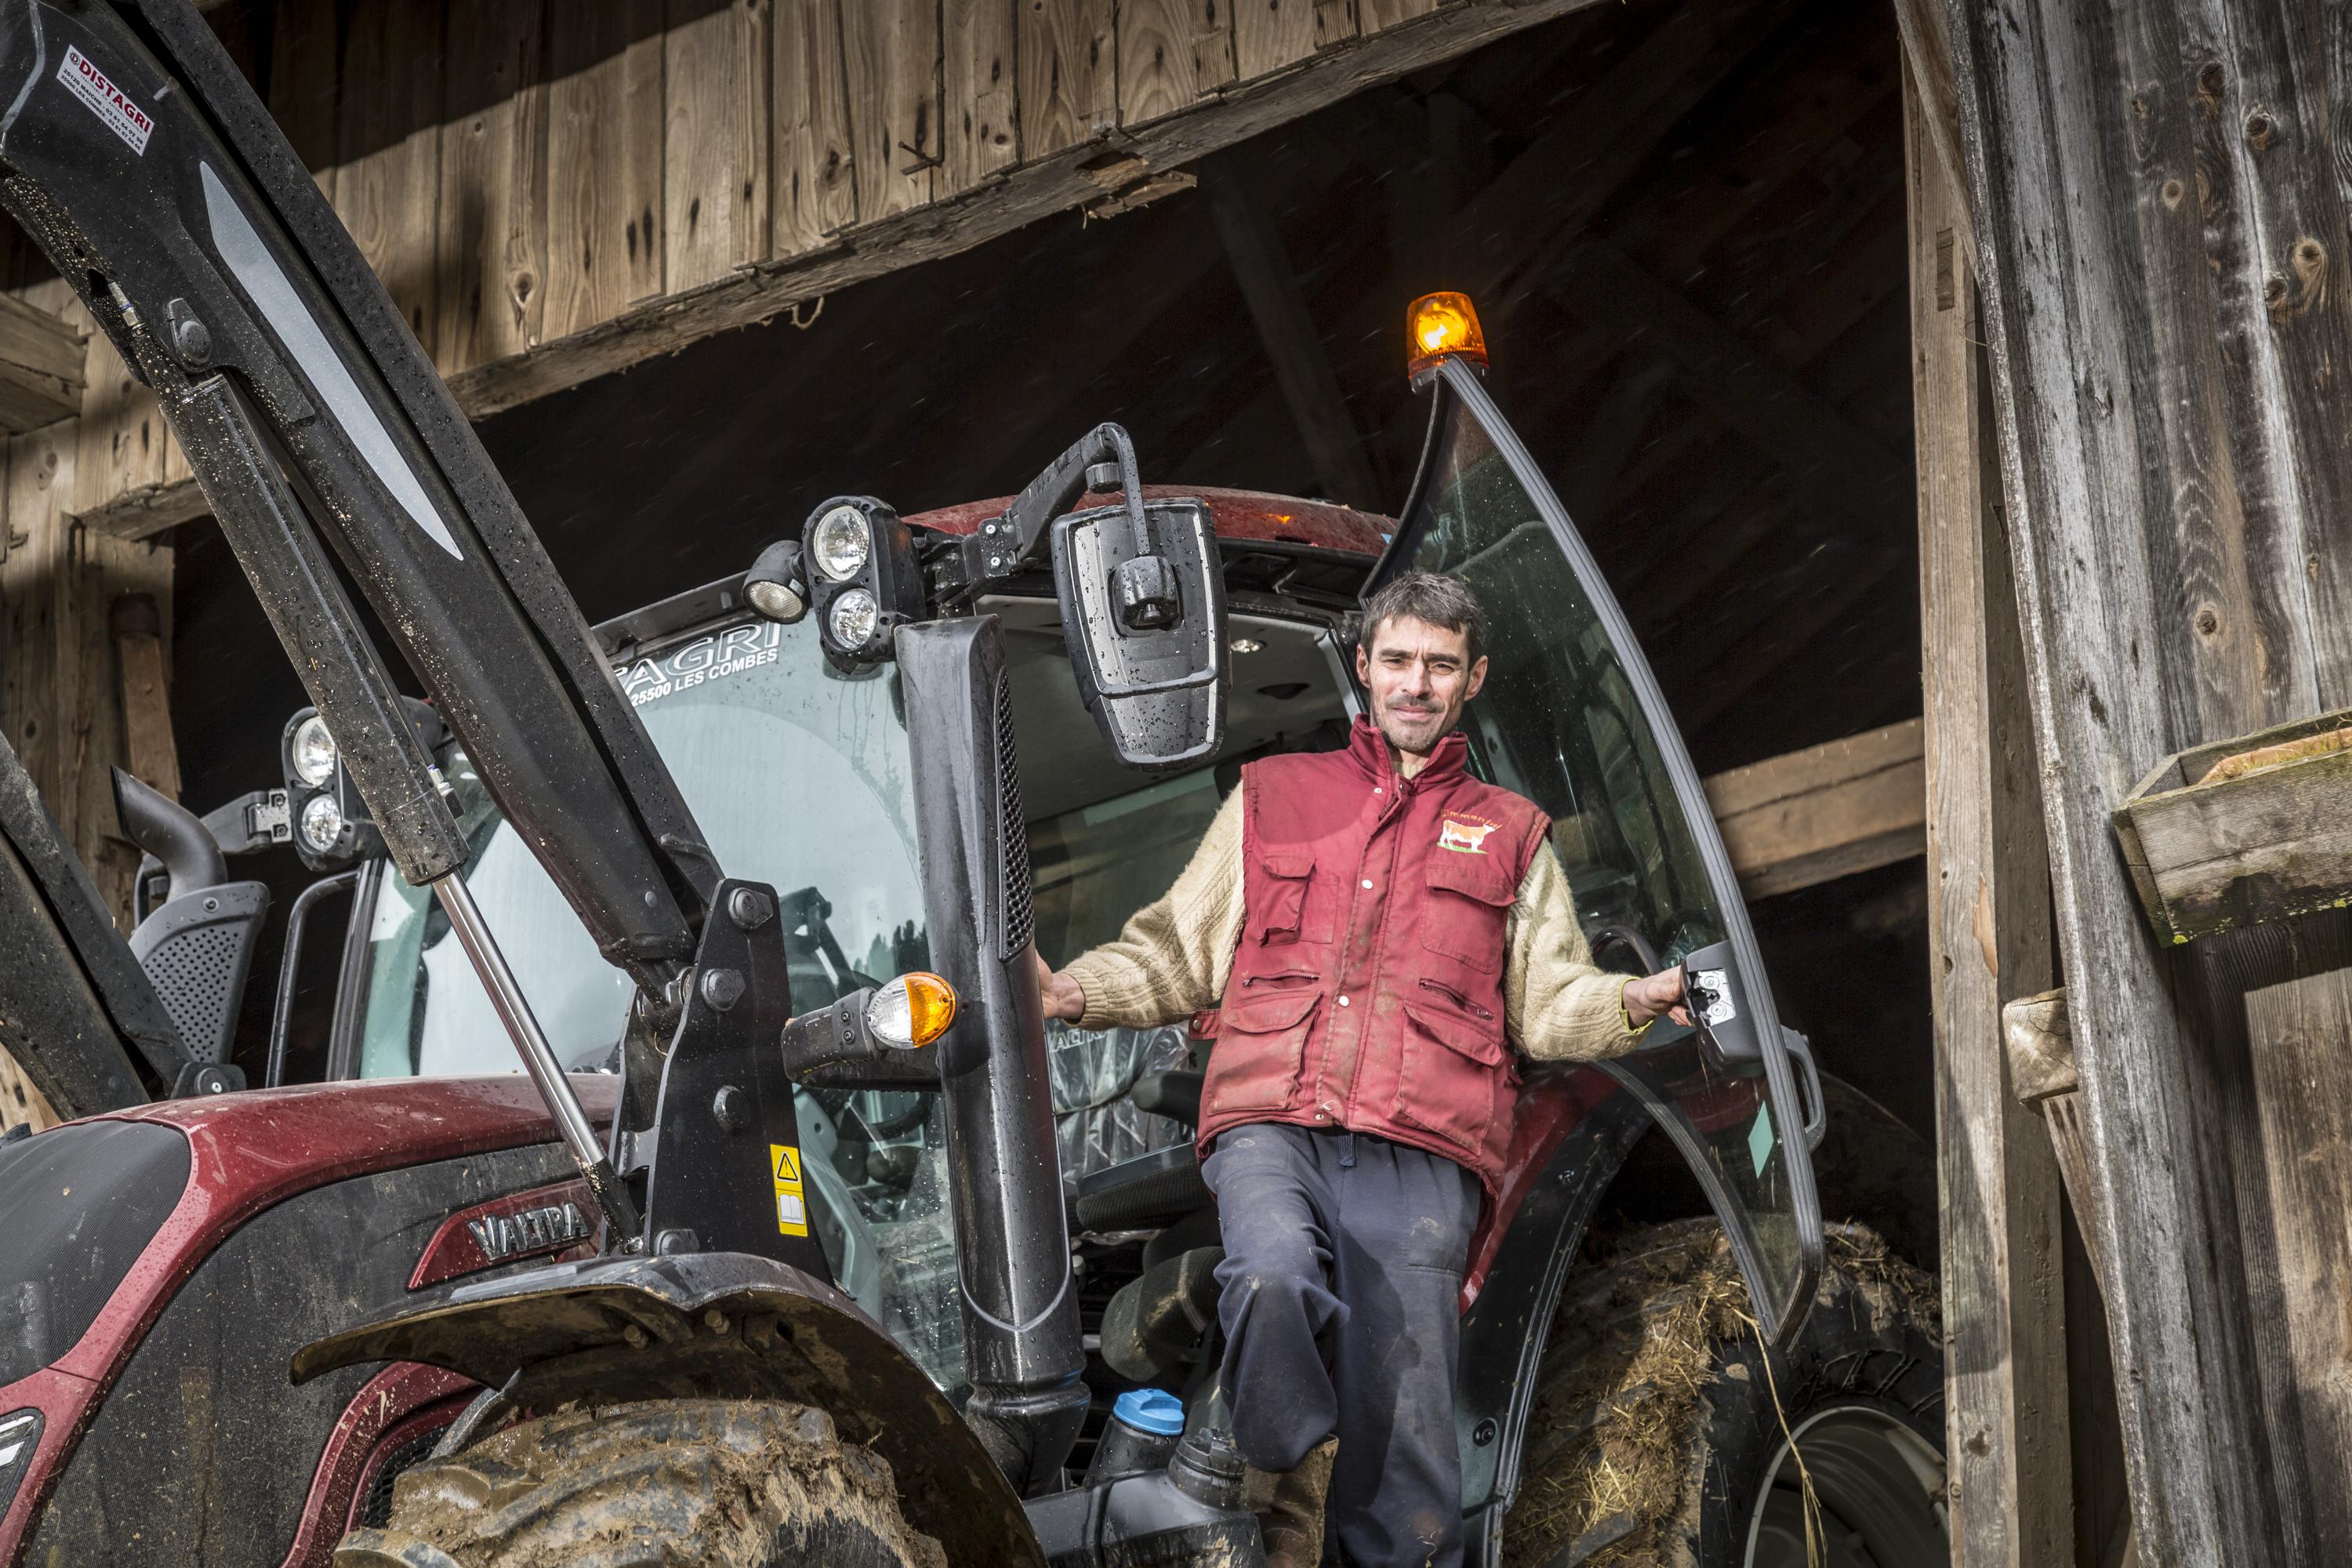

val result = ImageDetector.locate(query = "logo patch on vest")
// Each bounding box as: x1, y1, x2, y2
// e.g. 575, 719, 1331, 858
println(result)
1438, 818, 1497, 854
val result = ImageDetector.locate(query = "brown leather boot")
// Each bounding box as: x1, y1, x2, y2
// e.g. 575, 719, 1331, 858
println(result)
1247, 1437, 1338, 1568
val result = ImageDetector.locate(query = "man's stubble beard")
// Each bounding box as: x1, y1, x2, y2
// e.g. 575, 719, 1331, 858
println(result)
1374, 693, 1461, 759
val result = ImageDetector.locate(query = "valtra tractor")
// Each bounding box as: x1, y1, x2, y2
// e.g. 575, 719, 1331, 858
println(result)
0, 4, 1948, 1564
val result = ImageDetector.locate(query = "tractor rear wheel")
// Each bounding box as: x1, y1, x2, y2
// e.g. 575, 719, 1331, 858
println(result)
1508, 1219, 1947, 1568
332, 1397, 944, 1568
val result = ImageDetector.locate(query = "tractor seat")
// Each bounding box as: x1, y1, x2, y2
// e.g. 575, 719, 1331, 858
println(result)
1075, 1144, 1213, 1232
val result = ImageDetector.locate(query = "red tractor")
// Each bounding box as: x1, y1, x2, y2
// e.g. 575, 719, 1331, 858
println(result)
0, 3, 1944, 1564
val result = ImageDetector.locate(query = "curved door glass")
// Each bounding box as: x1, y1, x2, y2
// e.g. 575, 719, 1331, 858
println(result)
1377, 357, 1823, 1341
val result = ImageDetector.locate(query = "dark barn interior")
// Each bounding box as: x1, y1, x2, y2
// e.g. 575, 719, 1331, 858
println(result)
168, 0, 1935, 1163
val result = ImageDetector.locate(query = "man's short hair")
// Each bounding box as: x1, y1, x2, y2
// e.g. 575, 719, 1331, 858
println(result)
1361, 571, 1486, 665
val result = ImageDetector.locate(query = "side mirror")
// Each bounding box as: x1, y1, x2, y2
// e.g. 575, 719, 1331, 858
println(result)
985, 424, 1228, 775
1053, 496, 1227, 774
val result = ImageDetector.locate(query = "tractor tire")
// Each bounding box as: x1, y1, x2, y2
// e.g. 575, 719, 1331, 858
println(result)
1507, 1219, 1947, 1568
332, 1397, 946, 1568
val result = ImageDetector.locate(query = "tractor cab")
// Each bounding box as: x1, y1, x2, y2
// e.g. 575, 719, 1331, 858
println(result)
214, 295, 1824, 1510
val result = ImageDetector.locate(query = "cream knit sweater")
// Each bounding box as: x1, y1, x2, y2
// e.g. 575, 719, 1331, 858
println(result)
1061, 786, 1647, 1063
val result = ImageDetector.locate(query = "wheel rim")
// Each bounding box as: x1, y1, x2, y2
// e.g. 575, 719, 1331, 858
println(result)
1742, 1403, 1947, 1568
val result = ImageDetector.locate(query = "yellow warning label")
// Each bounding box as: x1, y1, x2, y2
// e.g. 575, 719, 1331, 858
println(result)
770, 1142, 808, 1236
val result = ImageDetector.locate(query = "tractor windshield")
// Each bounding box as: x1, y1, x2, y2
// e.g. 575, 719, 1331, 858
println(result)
355, 612, 928, 1075
352, 611, 970, 1385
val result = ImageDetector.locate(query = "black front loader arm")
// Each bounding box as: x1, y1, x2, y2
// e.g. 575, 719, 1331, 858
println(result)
0, 0, 711, 981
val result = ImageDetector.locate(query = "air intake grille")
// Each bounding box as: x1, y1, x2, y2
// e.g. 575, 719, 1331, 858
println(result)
996, 672, 1035, 960
147, 924, 245, 1060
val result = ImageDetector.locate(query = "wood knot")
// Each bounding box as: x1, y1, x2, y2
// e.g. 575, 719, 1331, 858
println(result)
2197, 60, 2227, 103
2264, 273, 2289, 305
2245, 109, 2276, 149
2195, 605, 2221, 637
2161, 177, 2186, 209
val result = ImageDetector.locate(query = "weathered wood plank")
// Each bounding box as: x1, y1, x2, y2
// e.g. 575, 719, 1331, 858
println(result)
110, 594, 178, 803
0, 293, 84, 433
71, 326, 165, 523
1313, 0, 1358, 52
1118, 0, 1205, 125
843, 0, 942, 224
1906, 71, 2070, 1568
773, 0, 859, 252
0, 1047, 58, 1134
435, 0, 554, 372
665, 0, 772, 292
1944, 0, 2314, 1559
2202, 5, 2352, 715
1359, 0, 1439, 32
2, 422, 79, 829
333, 0, 444, 347
78, 0, 1609, 538
1888, 0, 1964, 246
2241, 924, 2352, 1563
1701, 717, 1925, 899
1233, 0, 1315, 78
266, 0, 341, 191
2112, 3, 2315, 741
1018, 0, 1116, 158
546, 0, 667, 338
71, 535, 170, 926
943, 0, 1019, 193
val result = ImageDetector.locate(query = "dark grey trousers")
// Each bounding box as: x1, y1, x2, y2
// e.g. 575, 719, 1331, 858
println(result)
1200, 1122, 1482, 1568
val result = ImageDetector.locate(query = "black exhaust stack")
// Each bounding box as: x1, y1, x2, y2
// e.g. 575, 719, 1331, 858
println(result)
896, 617, 1088, 1492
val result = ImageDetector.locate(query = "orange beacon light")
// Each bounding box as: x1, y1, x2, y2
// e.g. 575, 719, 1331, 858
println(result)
1406, 292, 1487, 376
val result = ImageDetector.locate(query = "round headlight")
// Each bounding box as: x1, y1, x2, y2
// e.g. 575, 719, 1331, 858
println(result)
747, 577, 806, 623
827, 587, 880, 650
290, 714, 339, 787
299, 791, 345, 853
809, 505, 872, 583
866, 972, 958, 1050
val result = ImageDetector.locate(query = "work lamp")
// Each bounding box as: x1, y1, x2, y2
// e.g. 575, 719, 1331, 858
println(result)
801, 495, 922, 667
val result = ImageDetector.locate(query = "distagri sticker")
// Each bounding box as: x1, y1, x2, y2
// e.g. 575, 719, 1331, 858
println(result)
58, 45, 154, 156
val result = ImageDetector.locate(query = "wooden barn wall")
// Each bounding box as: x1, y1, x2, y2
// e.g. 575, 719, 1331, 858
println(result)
47, 0, 1601, 539
1940, 0, 2352, 1561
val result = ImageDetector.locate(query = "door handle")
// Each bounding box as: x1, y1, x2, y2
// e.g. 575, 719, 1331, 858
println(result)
1780, 1026, 1828, 1150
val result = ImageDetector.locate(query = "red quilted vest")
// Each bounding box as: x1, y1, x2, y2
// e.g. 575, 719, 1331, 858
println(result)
1198, 717, 1550, 1194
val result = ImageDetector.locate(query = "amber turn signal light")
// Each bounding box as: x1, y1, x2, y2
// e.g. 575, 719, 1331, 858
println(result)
1406, 291, 1487, 376
866, 971, 959, 1050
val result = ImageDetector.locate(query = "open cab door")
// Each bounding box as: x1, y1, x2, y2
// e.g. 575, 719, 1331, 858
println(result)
1372, 301, 1824, 1342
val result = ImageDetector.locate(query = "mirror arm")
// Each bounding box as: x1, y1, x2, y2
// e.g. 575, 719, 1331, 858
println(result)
966, 423, 1152, 588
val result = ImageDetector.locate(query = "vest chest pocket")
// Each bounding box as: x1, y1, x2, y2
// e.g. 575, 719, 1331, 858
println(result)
1249, 854, 1333, 946
1203, 989, 1323, 1116
1392, 1001, 1512, 1156
1421, 852, 1516, 974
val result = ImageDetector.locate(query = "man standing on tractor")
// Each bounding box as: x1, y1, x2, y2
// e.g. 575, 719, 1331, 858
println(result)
1039, 570, 1691, 1568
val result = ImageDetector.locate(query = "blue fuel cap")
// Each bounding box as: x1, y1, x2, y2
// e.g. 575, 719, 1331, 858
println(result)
1113, 1387, 1186, 1436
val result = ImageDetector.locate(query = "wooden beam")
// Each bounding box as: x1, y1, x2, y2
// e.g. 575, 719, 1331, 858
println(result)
77, 0, 1613, 539
1906, 69, 2070, 1567
1549, 240, 1907, 526
1702, 717, 1925, 898
1203, 161, 1383, 510
1888, 0, 1966, 250
1561, 358, 1672, 523
0, 293, 85, 433
1946, 0, 2343, 1558
1452, 0, 1795, 285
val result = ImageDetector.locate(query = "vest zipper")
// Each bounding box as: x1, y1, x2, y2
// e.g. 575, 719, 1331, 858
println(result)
1417, 976, 1494, 1020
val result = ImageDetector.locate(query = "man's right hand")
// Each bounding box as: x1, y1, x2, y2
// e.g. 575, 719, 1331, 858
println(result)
1036, 952, 1086, 1022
